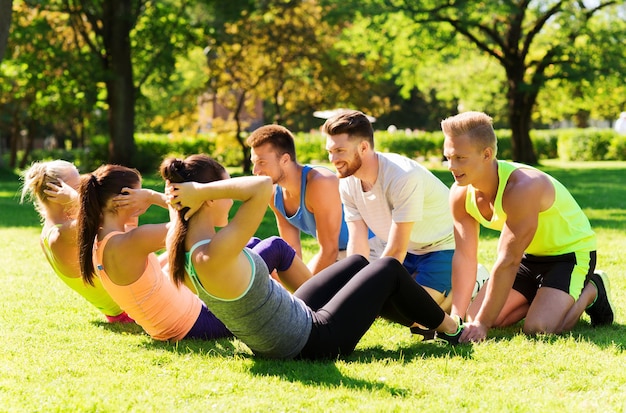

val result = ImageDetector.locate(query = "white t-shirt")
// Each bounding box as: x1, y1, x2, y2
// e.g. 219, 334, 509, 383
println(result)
340, 152, 455, 255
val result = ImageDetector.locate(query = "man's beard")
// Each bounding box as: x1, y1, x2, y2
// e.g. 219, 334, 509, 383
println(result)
336, 152, 362, 178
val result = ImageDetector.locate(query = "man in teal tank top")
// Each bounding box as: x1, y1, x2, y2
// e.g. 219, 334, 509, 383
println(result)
247, 125, 350, 274
441, 111, 613, 343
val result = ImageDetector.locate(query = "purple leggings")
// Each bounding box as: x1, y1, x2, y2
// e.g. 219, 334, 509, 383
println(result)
185, 303, 233, 340
246, 236, 296, 272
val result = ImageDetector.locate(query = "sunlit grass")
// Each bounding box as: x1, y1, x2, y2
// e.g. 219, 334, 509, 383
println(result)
2, 162, 625, 412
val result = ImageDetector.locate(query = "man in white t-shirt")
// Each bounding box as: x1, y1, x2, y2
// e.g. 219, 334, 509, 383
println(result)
322, 110, 455, 315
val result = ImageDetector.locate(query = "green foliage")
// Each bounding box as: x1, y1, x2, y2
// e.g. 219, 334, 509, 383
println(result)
13, 127, 625, 174
557, 129, 615, 161
607, 135, 626, 161
293, 132, 328, 163
375, 131, 443, 159
530, 130, 559, 160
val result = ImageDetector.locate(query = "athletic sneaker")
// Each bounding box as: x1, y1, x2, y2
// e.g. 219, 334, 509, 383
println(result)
435, 315, 464, 345
585, 270, 614, 327
410, 325, 436, 341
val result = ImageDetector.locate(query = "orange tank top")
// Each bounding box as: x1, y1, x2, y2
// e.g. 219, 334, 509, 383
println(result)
93, 231, 201, 341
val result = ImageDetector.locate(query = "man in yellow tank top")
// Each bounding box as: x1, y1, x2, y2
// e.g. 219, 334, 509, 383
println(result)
441, 111, 613, 343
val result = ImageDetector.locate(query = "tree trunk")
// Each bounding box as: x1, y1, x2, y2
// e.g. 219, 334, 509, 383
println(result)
506, 69, 538, 165
234, 91, 252, 174
103, 0, 136, 166
18, 119, 35, 169
0, 0, 12, 63
8, 127, 18, 169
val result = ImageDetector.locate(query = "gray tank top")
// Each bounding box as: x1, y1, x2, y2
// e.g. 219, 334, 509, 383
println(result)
186, 240, 312, 359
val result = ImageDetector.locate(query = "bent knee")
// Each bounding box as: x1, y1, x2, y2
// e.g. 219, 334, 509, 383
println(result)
522, 319, 562, 336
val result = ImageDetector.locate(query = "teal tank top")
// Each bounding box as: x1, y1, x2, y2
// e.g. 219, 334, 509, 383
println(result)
465, 161, 596, 255
185, 241, 312, 359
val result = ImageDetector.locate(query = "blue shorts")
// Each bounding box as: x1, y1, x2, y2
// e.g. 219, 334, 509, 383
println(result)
402, 249, 453, 294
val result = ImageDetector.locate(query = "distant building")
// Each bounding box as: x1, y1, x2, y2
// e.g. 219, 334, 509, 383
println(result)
197, 92, 264, 133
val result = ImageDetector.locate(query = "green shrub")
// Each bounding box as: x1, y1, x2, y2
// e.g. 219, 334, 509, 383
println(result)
557, 128, 614, 161
376, 131, 444, 159
606, 134, 626, 160
531, 130, 559, 160
14, 127, 625, 174
293, 132, 328, 164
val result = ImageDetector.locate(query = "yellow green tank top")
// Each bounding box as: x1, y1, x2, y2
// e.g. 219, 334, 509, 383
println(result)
41, 225, 124, 316
465, 161, 596, 255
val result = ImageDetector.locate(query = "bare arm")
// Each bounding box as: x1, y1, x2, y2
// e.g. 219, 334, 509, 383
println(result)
113, 187, 168, 211
380, 221, 413, 263
270, 200, 303, 258
449, 183, 480, 319
102, 222, 169, 285
346, 220, 371, 259
306, 173, 342, 273
169, 176, 273, 265
463, 171, 549, 342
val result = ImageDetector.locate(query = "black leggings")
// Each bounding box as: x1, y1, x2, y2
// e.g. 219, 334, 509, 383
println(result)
294, 255, 446, 360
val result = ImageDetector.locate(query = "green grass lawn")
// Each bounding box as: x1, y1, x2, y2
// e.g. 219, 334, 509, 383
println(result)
1, 161, 625, 412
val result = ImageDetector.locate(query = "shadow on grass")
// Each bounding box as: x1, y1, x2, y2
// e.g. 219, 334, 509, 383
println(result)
347, 341, 475, 363
91, 320, 147, 335
248, 357, 411, 396
244, 340, 475, 395
460, 320, 626, 351
139, 334, 244, 358
540, 322, 626, 351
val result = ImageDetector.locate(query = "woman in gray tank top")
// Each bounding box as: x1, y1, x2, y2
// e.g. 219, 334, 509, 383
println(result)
160, 154, 464, 360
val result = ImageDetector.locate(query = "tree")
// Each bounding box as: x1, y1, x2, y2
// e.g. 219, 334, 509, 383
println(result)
360, 0, 622, 164
205, 0, 392, 172
0, 0, 11, 63
54, 0, 196, 165
0, 2, 101, 168
535, 10, 626, 126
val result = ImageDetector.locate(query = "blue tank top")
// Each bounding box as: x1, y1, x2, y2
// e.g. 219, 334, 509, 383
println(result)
185, 241, 313, 359
274, 165, 349, 249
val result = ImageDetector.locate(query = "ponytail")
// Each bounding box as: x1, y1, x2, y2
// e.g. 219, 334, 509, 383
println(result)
160, 155, 226, 286
77, 174, 101, 285
160, 158, 190, 286
76, 165, 141, 286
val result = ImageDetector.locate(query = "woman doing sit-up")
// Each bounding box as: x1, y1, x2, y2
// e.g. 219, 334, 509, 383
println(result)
76, 164, 231, 341
76, 164, 310, 342
20, 160, 132, 323
162, 154, 464, 360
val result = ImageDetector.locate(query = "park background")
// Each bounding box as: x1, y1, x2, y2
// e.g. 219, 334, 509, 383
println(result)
1, 1, 626, 411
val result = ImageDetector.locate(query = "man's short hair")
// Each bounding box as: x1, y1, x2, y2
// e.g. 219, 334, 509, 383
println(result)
441, 111, 498, 156
246, 125, 297, 161
322, 110, 374, 148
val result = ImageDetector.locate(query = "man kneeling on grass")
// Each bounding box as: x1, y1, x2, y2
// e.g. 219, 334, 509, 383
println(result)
441, 111, 614, 343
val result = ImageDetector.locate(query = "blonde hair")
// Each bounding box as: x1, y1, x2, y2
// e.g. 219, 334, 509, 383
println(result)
441, 111, 498, 156
20, 160, 77, 217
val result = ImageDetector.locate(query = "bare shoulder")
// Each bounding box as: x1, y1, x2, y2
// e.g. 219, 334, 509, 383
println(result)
449, 182, 468, 203
306, 167, 341, 210
307, 167, 340, 191
506, 167, 552, 195
504, 167, 554, 211
309, 166, 339, 181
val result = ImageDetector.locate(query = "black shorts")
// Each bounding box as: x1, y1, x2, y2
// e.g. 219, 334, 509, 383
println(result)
512, 251, 596, 303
